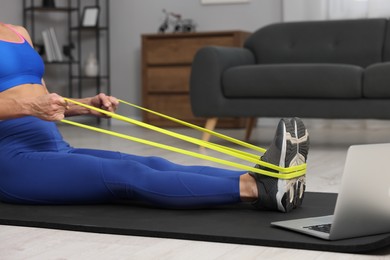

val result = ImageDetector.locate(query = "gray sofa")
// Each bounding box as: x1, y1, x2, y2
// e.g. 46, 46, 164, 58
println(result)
190, 18, 390, 141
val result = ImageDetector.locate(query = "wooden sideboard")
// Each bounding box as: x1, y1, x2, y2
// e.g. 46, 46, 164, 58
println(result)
141, 30, 250, 127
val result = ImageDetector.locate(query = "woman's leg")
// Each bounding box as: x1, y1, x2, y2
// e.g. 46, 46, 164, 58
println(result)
0, 118, 309, 211
0, 150, 244, 208
71, 148, 245, 178
71, 148, 246, 207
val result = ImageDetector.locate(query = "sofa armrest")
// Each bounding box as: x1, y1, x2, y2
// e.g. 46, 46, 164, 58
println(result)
190, 46, 256, 117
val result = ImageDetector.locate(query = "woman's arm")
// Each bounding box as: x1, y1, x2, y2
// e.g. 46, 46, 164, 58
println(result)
0, 92, 118, 121
40, 80, 117, 119
1, 26, 118, 121
64, 93, 119, 117
0, 93, 68, 121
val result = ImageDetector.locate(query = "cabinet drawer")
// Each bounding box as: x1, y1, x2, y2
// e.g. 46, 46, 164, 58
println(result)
144, 36, 235, 65
145, 95, 194, 120
146, 67, 190, 93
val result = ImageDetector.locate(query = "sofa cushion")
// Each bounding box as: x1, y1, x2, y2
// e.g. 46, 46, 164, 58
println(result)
222, 64, 363, 98
244, 19, 386, 68
363, 62, 390, 98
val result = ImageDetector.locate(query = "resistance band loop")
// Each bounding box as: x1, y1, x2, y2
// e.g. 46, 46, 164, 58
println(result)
61, 98, 306, 178
119, 100, 261, 161
65, 99, 268, 168
61, 119, 305, 179
118, 99, 266, 155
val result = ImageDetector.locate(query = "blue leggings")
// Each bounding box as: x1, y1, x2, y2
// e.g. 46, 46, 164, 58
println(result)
0, 117, 245, 208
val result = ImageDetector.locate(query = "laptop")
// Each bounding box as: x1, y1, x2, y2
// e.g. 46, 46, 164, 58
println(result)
271, 143, 390, 240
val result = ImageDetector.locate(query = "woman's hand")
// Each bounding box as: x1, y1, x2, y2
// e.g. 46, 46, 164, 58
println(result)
1, 92, 118, 121
88, 93, 119, 117
28, 93, 69, 121
61, 93, 119, 118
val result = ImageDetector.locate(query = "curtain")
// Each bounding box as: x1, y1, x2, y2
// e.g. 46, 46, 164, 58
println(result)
283, 0, 390, 21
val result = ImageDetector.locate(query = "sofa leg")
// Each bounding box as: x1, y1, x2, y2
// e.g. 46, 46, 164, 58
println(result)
245, 117, 257, 142
202, 117, 218, 142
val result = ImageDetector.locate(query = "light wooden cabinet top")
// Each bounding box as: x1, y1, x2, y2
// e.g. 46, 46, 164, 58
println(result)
142, 31, 250, 65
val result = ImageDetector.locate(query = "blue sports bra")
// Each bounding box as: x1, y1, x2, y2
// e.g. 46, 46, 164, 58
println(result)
0, 24, 44, 92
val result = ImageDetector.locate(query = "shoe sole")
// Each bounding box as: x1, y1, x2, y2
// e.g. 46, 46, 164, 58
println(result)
292, 117, 310, 164
292, 117, 309, 207
276, 119, 296, 212
279, 118, 309, 212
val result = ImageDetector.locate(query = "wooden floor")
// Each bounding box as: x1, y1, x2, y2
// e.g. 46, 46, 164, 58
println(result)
2, 118, 390, 259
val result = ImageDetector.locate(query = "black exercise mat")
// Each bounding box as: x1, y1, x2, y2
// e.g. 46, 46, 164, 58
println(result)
0, 192, 390, 253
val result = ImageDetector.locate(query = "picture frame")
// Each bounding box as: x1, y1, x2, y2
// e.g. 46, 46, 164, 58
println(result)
81, 6, 100, 27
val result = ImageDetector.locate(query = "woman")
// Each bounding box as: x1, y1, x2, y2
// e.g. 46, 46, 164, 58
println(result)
0, 23, 309, 212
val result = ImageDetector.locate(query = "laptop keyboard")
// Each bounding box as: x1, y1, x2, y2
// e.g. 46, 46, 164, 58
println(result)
304, 224, 332, 234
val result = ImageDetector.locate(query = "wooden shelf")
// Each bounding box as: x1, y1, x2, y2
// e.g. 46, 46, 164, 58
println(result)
25, 7, 77, 12
23, 0, 111, 98
70, 27, 109, 31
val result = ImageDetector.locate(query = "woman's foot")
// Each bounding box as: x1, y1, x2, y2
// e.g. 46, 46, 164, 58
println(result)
249, 118, 309, 212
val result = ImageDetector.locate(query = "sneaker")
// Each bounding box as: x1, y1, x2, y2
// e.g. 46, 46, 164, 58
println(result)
290, 117, 310, 208
249, 118, 309, 212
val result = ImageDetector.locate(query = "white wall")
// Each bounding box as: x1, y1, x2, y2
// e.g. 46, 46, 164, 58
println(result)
1, 0, 283, 118
0, 0, 23, 25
